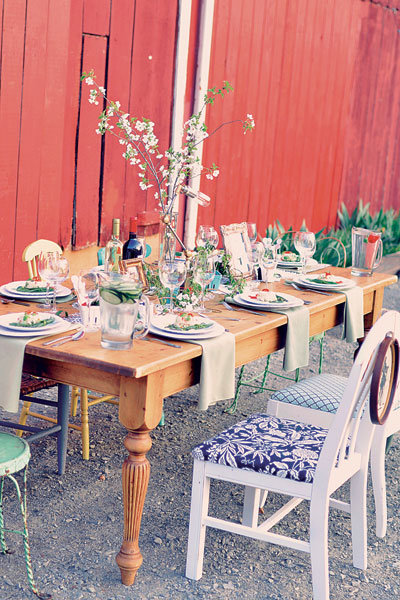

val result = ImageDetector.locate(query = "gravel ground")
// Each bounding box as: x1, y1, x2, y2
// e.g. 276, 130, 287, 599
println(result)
0, 281, 399, 600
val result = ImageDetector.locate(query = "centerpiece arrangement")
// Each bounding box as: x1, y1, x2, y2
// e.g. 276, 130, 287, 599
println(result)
82, 70, 255, 260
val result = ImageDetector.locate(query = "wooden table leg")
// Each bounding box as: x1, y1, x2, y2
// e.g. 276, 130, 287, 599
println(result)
116, 373, 164, 585
116, 428, 152, 585
355, 287, 385, 359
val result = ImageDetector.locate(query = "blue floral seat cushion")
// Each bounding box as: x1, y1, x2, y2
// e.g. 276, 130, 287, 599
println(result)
192, 414, 329, 483
270, 374, 347, 413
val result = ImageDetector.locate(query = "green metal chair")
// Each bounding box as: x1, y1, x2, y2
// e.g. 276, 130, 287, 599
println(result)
0, 432, 51, 598
229, 236, 347, 413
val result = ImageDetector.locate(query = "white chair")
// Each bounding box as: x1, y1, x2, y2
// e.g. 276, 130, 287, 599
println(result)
186, 311, 399, 599
267, 312, 400, 538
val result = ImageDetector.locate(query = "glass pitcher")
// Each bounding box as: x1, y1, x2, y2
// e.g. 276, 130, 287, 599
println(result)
98, 272, 150, 350
351, 227, 383, 277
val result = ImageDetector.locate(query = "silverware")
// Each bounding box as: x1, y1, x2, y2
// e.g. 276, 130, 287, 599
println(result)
0, 297, 30, 306
143, 337, 181, 349
290, 282, 332, 296
43, 329, 84, 347
222, 300, 265, 316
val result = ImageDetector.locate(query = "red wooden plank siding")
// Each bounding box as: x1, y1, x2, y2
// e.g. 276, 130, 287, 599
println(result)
83, 0, 110, 35
99, 0, 135, 245
13, 0, 49, 281
122, 0, 178, 236
36, 0, 76, 241
340, 1, 400, 216
0, 0, 26, 282
59, 0, 84, 251
75, 34, 107, 248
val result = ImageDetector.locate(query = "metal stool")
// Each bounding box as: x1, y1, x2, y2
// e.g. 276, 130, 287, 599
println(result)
0, 432, 51, 599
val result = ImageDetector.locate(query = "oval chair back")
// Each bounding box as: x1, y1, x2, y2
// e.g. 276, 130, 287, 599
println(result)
22, 239, 62, 279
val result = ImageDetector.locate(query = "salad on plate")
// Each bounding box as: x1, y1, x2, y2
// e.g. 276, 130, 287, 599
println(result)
166, 312, 213, 332
279, 251, 301, 263
303, 271, 343, 285
9, 312, 56, 328
247, 288, 287, 304
16, 280, 54, 294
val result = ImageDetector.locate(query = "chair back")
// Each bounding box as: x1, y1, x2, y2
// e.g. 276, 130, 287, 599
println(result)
316, 236, 346, 267
22, 240, 62, 279
314, 310, 400, 491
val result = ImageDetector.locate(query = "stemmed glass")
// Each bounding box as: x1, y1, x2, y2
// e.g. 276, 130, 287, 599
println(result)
261, 247, 278, 283
246, 243, 262, 290
193, 255, 216, 313
78, 270, 99, 331
247, 223, 258, 244
195, 226, 219, 250
38, 252, 69, 312
158, 259, 187, 313
294, 231, 316, 275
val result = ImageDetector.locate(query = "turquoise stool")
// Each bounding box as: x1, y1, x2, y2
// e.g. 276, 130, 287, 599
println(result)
0, 432, 51, 598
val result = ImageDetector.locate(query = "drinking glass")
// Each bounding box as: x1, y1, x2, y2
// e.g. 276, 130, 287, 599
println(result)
196, 226, 219, 250
158, 258, 187, 313
193, 255, 216, 313
78, 270, 99, 331
247, 223, 258, 244
261, 247, 278, 283
294, 231, 316, 275
246, 243, 262, 289
38, 252, 69, 312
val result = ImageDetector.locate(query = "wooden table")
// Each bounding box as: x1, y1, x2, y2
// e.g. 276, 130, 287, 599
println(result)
13, 268, 397, 585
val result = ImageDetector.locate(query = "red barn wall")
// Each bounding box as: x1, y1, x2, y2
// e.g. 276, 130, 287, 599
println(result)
0, 0, 399, 283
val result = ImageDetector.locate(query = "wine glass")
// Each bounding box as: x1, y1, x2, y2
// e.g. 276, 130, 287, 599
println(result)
78, 270, 99, 331
247, 223, 258, 243
294, 231, 316, 275
195, 226, 219, 250
193, 255, 216, 313
246, 243, 262, 290
158, 259, 187, 313
38, 252, 69, 312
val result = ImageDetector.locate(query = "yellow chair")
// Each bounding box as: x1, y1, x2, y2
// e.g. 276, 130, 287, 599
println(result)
18, 240, 118, 460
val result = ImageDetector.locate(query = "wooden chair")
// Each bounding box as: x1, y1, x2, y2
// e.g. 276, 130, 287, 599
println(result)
19, 240, 117, 460
267, 310, 400, 538
230, 235, 346, 413
186, 312, 397, 599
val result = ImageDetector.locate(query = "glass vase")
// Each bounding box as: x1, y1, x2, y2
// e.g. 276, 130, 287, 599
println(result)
159, 212, 178, 262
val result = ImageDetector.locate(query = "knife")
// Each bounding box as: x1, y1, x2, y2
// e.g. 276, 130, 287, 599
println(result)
0, 297, 30, 306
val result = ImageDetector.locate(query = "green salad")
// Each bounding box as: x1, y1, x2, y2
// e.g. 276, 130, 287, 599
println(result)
167, 322, 213, 332
16, 284, 53, 293
307, 277, 340, 285
10, 314, 55, 328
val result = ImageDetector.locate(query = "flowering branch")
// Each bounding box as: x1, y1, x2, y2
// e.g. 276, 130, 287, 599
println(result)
81, 70, 255, 218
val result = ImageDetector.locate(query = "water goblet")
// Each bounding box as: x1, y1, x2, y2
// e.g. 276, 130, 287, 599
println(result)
158, 258, 187, 313
261, 247, 278, 283
78, 270, 99, 331
247, 223, 258, 244
294, 231, 316, 275
193, 255, 216, 313
196, 226, 219, 250
38, 252, 69, 312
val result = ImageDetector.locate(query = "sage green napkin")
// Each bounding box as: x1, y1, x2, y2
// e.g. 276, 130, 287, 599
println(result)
226, 298, 309, 372
336, 287, 364, 343
189, 332, 235, 411
0, 323, 74, 413
0, 335, 39, 413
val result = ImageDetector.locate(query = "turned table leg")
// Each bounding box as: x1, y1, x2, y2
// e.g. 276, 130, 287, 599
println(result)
116, 372, 164, 585
116, 429, 152, 585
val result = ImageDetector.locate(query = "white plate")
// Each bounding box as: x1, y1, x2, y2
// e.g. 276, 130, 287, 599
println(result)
297, 274, 355, 291
0, 320, 73, 338
149, 322, 225, 341
237, 291, 304, 308
2, 282, 71, 299
0, 313, 65, 332
151, 313, 218, 336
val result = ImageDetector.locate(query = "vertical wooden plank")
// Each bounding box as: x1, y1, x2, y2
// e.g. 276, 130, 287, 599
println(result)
123, 0, 178, 235
36, 0, 76, 241
99, 0, 135, 245
0, 0, 26, 283
83, 0, 110, 35
13, 0, 49, 281
59, 0, 84, 250
75, 34, 107, 248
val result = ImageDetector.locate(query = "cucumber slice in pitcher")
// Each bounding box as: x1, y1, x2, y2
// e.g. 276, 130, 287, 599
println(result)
100, 288, 122, 304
